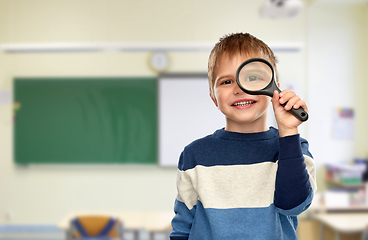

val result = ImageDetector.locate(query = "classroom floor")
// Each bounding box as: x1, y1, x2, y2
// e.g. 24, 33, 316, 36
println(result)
0, 229, 168, 240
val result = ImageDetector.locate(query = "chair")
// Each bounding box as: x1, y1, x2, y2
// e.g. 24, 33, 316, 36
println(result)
67, 215, 124, 240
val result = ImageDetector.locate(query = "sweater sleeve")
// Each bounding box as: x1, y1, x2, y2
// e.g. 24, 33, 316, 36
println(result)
170, 151, 197, 240
170, 199, 196, 240
274, 134, 316, 215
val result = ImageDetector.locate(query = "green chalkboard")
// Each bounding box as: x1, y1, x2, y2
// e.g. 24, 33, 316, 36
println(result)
14, 77, 157, 164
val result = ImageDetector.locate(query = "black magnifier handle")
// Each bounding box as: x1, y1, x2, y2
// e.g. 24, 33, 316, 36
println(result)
269, 85, 309, 122
280, 101, 309, 122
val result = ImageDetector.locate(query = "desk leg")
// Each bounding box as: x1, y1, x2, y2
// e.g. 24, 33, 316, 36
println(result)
362, 231, 367, 240
334, 231, 340, 240
319, 223, 324, 240
65, 229, 71, 240
133, 230, 140, 240
149, 232, 154, 240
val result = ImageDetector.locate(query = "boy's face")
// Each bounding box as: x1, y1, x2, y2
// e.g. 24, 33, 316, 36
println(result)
211, 53, 271, 132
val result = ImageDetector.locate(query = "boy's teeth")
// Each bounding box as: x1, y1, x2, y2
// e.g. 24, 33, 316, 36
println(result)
233, 101, 254, 106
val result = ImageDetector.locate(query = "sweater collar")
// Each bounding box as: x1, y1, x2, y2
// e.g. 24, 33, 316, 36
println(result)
214, 127, 278, 141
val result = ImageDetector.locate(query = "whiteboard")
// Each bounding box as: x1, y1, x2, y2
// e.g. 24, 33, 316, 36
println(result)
159, 74, 225, 167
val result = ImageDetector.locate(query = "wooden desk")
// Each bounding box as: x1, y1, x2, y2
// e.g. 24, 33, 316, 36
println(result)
58, 211, 174, 240
315, 213, 368, 240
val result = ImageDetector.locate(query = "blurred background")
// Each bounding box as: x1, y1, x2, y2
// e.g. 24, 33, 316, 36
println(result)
0, 0, 367, 239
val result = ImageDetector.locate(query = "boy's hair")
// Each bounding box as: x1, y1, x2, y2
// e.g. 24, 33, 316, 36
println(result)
208, 32, 278, 97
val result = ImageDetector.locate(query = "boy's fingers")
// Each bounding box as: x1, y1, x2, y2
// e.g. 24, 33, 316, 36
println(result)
279, 89, 293, 99
275, 89, 309, 118
294, 100, 309, 112
272, 90, 280, 107
279, 91, 297, 105
284, 96, 300, 110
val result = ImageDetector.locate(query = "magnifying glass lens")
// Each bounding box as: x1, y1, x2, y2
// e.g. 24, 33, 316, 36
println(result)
236, 58, 309, 122
238, 61, 273, 91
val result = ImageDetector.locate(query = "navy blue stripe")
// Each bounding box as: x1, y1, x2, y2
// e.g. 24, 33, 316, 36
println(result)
274, 134, 311, 210
278, 134, 303, 160
178, 128, 313, 171
170, 237, 189, 240
178, 128, 280, 171
300, 136, 313, 158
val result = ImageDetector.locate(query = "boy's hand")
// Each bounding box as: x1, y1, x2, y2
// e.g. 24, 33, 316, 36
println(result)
271, 90, 309, 137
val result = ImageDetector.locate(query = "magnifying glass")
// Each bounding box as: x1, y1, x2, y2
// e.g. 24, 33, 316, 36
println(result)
236, 58, 308, 122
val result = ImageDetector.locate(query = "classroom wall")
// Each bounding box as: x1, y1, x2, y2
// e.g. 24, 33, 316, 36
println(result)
0, 0, 366, 224
307, 2, 368, 167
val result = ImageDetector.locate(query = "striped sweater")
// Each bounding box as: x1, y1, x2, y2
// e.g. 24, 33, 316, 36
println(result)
170, 127, 316, 240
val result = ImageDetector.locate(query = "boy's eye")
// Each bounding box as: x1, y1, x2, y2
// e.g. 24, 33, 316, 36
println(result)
246, 75, 261, 82
221, 80, 232, 85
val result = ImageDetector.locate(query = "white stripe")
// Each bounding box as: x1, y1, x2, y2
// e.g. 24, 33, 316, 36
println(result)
177, 162, 277, 209
305, 155, 317, 192
176, 155, 317, 210
176, 169, 199, 210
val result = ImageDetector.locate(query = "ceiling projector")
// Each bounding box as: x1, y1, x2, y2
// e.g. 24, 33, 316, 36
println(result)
260, 0, 304, 19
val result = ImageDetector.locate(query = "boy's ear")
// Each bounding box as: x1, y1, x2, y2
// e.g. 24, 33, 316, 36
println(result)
210, 93, 218, 107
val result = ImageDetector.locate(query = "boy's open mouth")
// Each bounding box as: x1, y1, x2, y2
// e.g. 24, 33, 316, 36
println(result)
232, 100, 256, 107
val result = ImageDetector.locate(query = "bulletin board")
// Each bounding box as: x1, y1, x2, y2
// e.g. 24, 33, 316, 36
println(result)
13, 77, 157, 164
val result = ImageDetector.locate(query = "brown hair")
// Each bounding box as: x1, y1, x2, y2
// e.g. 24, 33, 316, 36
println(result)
208, 32, 278, 96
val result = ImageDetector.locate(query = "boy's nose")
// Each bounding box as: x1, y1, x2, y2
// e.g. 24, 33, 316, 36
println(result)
233, 83, 243, 95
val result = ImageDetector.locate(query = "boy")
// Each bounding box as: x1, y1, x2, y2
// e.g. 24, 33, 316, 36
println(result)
170, 33, 317, 240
